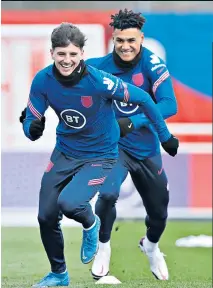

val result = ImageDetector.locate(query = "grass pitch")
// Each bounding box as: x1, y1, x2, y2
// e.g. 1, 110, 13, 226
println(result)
1, 221, 212, 288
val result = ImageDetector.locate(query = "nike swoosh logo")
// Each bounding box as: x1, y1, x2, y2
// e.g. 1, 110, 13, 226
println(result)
77, 67, 82, 73
128, 123, 133, 129
82, 250, 87, 260
99, 265, 104, 275
158, 167, 163, 175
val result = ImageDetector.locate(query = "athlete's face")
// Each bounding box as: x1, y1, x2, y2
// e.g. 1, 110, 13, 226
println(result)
113, 28, 144, 62
50, 43, 84, 76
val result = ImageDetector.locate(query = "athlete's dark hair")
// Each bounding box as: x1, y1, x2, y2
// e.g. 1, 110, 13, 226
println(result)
51, 22, 87, 49
109, 9, 146, 31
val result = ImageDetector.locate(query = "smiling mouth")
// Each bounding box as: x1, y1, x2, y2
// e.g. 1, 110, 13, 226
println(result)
60, 63, 74, 69
121, 51, 133, 55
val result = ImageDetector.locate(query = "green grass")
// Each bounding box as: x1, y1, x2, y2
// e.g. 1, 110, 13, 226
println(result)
1, 221, 212, 288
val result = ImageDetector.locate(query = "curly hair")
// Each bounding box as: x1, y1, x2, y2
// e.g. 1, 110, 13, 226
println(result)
109, 9, 146, 31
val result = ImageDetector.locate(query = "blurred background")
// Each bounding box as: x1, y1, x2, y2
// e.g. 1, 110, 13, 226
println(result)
1, 1, 212, 224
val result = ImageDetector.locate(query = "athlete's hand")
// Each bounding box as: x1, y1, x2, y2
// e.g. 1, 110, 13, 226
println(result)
161, 134, 179, 157
19, 108, 27, 123
29, 117, 46, 140
117, 118, 135, 137
19, 107, 45, 140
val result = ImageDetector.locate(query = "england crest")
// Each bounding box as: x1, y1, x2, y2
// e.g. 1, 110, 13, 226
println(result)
132, 73, 144, 87
81, 96, 93, 108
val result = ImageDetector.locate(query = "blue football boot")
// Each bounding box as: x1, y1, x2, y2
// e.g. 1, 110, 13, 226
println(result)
32, 270, 70, 287
81, 215, 101, 264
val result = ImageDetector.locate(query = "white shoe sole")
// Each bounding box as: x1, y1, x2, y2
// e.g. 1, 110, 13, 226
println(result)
91, 270, 109, 280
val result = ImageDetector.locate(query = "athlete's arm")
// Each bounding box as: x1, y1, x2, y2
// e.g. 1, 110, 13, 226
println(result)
22, 72, 49, 141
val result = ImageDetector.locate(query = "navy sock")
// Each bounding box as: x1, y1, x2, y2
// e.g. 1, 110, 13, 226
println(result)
95, 198, 116, 243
